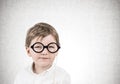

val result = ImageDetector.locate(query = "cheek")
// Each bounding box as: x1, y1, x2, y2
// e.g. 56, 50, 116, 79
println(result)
29, 49, 40, 58
50, 53, 57, 60
29, 50, 35, 56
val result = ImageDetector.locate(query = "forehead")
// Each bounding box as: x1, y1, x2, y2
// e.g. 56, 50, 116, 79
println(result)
31, 35, 56, 45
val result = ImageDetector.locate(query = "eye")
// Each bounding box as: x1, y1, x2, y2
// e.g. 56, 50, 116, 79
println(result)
48, 46, 55, 49
34, 46, 42, 48
34, 43, 43, 49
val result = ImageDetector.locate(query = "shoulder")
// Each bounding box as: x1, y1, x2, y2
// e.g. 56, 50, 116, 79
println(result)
14, 65, 32, 84
54, 66, 71, 83
16, 65, 32, 76
55, 66, 70, 76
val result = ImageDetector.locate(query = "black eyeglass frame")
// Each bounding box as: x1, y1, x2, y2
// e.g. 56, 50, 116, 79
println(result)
31, 42, 60, 53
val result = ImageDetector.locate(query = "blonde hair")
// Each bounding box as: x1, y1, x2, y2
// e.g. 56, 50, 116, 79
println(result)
25, 22, 60, 47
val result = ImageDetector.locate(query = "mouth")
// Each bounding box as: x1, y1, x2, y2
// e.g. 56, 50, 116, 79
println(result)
38, 57, 50, 60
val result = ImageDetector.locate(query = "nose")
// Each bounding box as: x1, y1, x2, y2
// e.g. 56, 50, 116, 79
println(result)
41, 48, 48, 55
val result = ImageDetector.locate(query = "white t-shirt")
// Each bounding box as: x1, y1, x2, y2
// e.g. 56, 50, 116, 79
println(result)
14, 64, 71, 84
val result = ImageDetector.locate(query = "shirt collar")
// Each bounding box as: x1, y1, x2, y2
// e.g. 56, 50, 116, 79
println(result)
29, 62, 55, 75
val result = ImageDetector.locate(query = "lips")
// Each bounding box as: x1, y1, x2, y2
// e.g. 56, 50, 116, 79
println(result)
38, 57, 50, 59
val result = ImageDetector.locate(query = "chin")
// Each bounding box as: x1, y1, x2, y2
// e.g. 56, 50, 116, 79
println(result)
39, 62, 51, 67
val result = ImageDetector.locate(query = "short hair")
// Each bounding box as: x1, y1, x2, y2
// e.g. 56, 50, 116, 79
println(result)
25, 22, 60, 47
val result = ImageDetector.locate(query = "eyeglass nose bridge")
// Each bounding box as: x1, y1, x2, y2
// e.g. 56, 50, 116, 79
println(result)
42, 45, 49, 52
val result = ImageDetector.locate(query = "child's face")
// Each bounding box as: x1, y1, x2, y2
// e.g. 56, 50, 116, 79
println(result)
26, 34, 58, 68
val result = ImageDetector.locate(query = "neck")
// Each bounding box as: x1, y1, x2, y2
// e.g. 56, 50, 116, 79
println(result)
32, 63, 52, 74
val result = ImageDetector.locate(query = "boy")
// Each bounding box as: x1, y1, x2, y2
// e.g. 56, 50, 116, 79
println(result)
14, 22, 71, 84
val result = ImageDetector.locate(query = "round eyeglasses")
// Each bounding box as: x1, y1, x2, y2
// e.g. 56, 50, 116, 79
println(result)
31, 42, 60, 53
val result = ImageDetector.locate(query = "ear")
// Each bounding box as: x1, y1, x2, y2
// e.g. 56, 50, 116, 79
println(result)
26, 47, 31, 57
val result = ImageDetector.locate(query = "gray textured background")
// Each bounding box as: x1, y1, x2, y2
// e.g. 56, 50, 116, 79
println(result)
0, 0, 120, 84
